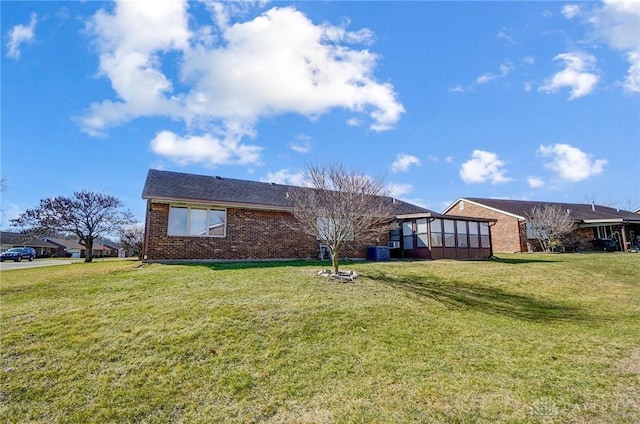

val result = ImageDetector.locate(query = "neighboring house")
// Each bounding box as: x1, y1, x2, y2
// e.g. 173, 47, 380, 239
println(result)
42, 237, 107, 258
443, 198, 640, 252
0, 231, 59, 257
142, 170, 496, 262
101, 241, 125, 258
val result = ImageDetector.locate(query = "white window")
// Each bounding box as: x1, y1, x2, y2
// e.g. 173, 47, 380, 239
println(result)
317, 217, 354, 241
168, 206, 226, 237
430, 218, 443, 247
456, 221, 468, 248
443, 219, 456, 247
403, 221, 413, 249
468, 222, 479, 248
416, 219, 428, 248
526, 222, 548, 239
480, 222, 491, 248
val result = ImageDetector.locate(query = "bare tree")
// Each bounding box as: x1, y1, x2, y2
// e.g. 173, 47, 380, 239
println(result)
289, 163, 391, 274
11, 190, 135, 262
527, 204, 576, 252
119, 223, 145, 260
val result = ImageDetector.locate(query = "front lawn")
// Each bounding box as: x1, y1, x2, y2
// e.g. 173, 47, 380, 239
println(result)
1, 254, 639, 423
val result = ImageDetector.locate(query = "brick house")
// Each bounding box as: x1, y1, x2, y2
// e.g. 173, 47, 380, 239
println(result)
443, 198, 640, 252
142, 170, 496, 261
0, 231, 59, 258
42, 237, 109, 258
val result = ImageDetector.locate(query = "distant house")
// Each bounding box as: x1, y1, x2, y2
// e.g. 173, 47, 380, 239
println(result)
0, 231, 59, 257
42, 237, 108, 258
142, 170, 496, 262
101, 241, 124, 258
443, 198, 640, 252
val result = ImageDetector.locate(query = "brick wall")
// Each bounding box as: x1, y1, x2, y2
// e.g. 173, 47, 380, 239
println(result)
445, 200, 524, 252
144, 202, 383, 261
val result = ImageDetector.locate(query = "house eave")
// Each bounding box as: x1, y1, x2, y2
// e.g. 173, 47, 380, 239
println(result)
395, 212, 496, 222
395, 212, 436, 220
145, 196, 293, 212
580, 218, 640, 225
442, 198, 526, 220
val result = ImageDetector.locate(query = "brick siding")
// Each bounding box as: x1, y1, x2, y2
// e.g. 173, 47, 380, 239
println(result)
445, 200, 524, 252
144, 202, 384, 261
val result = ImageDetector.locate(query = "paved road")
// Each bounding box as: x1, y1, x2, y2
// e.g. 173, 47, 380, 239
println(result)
0, 259, 75, 271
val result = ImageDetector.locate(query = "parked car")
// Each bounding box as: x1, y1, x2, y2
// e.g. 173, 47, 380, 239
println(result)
0, 247, 36, 262
591, 238, 617, 252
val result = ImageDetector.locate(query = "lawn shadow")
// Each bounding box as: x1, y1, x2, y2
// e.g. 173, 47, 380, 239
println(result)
166, 259, 333, 271
367, 271, 592, 323
489, 256, 563, 265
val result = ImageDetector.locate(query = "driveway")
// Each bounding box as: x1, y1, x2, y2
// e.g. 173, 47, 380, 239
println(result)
0, 259, 75, 271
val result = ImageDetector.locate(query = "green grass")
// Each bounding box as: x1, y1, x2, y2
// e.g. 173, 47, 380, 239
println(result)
1, 254, 639, 423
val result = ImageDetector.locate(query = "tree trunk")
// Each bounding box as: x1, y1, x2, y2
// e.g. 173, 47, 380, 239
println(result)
84, 238, 94, 263
331, 246, 340, 274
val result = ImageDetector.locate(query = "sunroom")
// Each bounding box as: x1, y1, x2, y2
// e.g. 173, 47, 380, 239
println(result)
391, 213, 496, 260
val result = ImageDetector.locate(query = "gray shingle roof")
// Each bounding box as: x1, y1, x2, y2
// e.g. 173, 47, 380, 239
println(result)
461, 198, 640, 223
142, 169, 431, 216
0, 232, 59, 248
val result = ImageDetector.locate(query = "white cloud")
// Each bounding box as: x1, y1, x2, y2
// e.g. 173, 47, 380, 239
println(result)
497, 28, 515, 45
82, 0, 190, 135
386, 183, 413, 198
6, 13, 37, 60
539, 52, 599, 99
261, 169, 307, 186
459, 150, 511, 184
391, 153, 421, 173
623, 51, 640, 92
289, 134, 312, 154
527, 176, 545, 188
82, 1, 404, 154
476, 61, 513, 84
523, 56, 535, 65
149, 130, 262, 166
589, 0, 640, 93
538, 143, 607, 182
0, 201, 23, 227
449, 84, 465, 93
562, 4, 582, 19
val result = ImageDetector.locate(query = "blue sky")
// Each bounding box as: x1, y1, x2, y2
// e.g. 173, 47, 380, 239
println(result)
2, 1, 639, 227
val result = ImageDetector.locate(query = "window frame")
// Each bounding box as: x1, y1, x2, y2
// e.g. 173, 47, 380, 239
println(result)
430, 218, 443, 248
443, 219, 456, 248
416, 218, 428, 248
167, 205, 227, 238
316, 217, 355, 242
468, 221, 480, 248
480, 222, 491, 248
